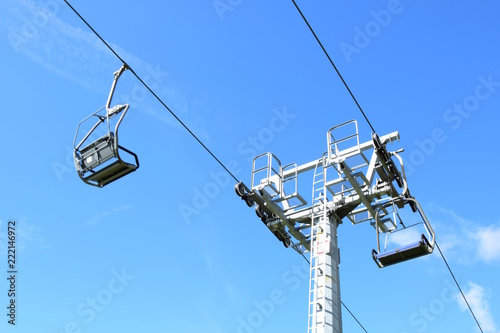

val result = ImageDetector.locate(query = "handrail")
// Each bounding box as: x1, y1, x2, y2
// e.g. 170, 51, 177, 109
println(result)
327, 120, 359, 162
251, 152, 282, 193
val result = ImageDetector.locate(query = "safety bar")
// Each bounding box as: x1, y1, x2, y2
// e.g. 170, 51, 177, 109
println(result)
374, 197, 435, 255
73, 106, 106, 151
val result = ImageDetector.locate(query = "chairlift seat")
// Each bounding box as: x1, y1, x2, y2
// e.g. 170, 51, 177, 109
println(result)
372, 234, 432, 268
76, 133, 139, 188
85, 157, 138, 187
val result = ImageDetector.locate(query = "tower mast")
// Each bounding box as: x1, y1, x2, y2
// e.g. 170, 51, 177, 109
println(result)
235, 120, 435, 332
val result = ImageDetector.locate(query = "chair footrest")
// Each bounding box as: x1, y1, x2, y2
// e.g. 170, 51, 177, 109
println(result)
372, 234, 432, 267
86, 160, 138, 187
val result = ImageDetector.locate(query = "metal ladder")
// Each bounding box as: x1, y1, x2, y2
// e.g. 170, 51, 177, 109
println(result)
312, 156, 327, 206
308, 157, 329, 333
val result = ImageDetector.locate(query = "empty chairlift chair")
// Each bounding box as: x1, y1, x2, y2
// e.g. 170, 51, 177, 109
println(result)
73, 65, 139, 187
372, 197, 435, 268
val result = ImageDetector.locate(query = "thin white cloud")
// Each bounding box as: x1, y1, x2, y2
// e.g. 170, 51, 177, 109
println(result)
0, 0, 210, 139
0, 219, 50, 255
428, 204, 500, 264
472, 225, 500, 262
203, 250, 216, 282
456, 282, 499, 333
387, 226, 423, 249
195, 298, 226, 333
85, 205, 132, 226
199, 245, 243, 306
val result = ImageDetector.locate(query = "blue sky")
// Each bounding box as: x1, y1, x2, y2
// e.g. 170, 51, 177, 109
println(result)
1, 0, 499, 332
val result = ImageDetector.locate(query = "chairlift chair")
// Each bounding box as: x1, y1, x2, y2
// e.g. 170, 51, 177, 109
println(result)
73, 65, 139, 188
372, 198, 435, 268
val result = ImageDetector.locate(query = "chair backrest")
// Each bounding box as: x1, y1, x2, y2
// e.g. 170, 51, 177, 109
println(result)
79, 133, 116, 172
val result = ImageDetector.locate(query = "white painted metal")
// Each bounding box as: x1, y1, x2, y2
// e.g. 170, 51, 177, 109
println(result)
308, 157, 343, 333
236, 119, 435, 333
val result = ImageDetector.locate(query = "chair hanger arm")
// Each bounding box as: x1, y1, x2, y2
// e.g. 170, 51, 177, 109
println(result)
106, 64, 129, 114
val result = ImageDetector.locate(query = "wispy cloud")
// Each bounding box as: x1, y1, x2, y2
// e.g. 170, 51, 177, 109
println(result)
472, 225, 500, 262
428, 204, 500, 264
200, 245, 243, 306
196, 298, 226, 333
0, 0, 210, 140
456, 282, 500, 333
387, 226, 422, 248
85, 205, 132, 226
0, 219, 50, 255
1, 0, 113, 91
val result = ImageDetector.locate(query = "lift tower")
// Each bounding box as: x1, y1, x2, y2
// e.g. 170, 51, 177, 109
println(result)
235, 120, 435, 333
